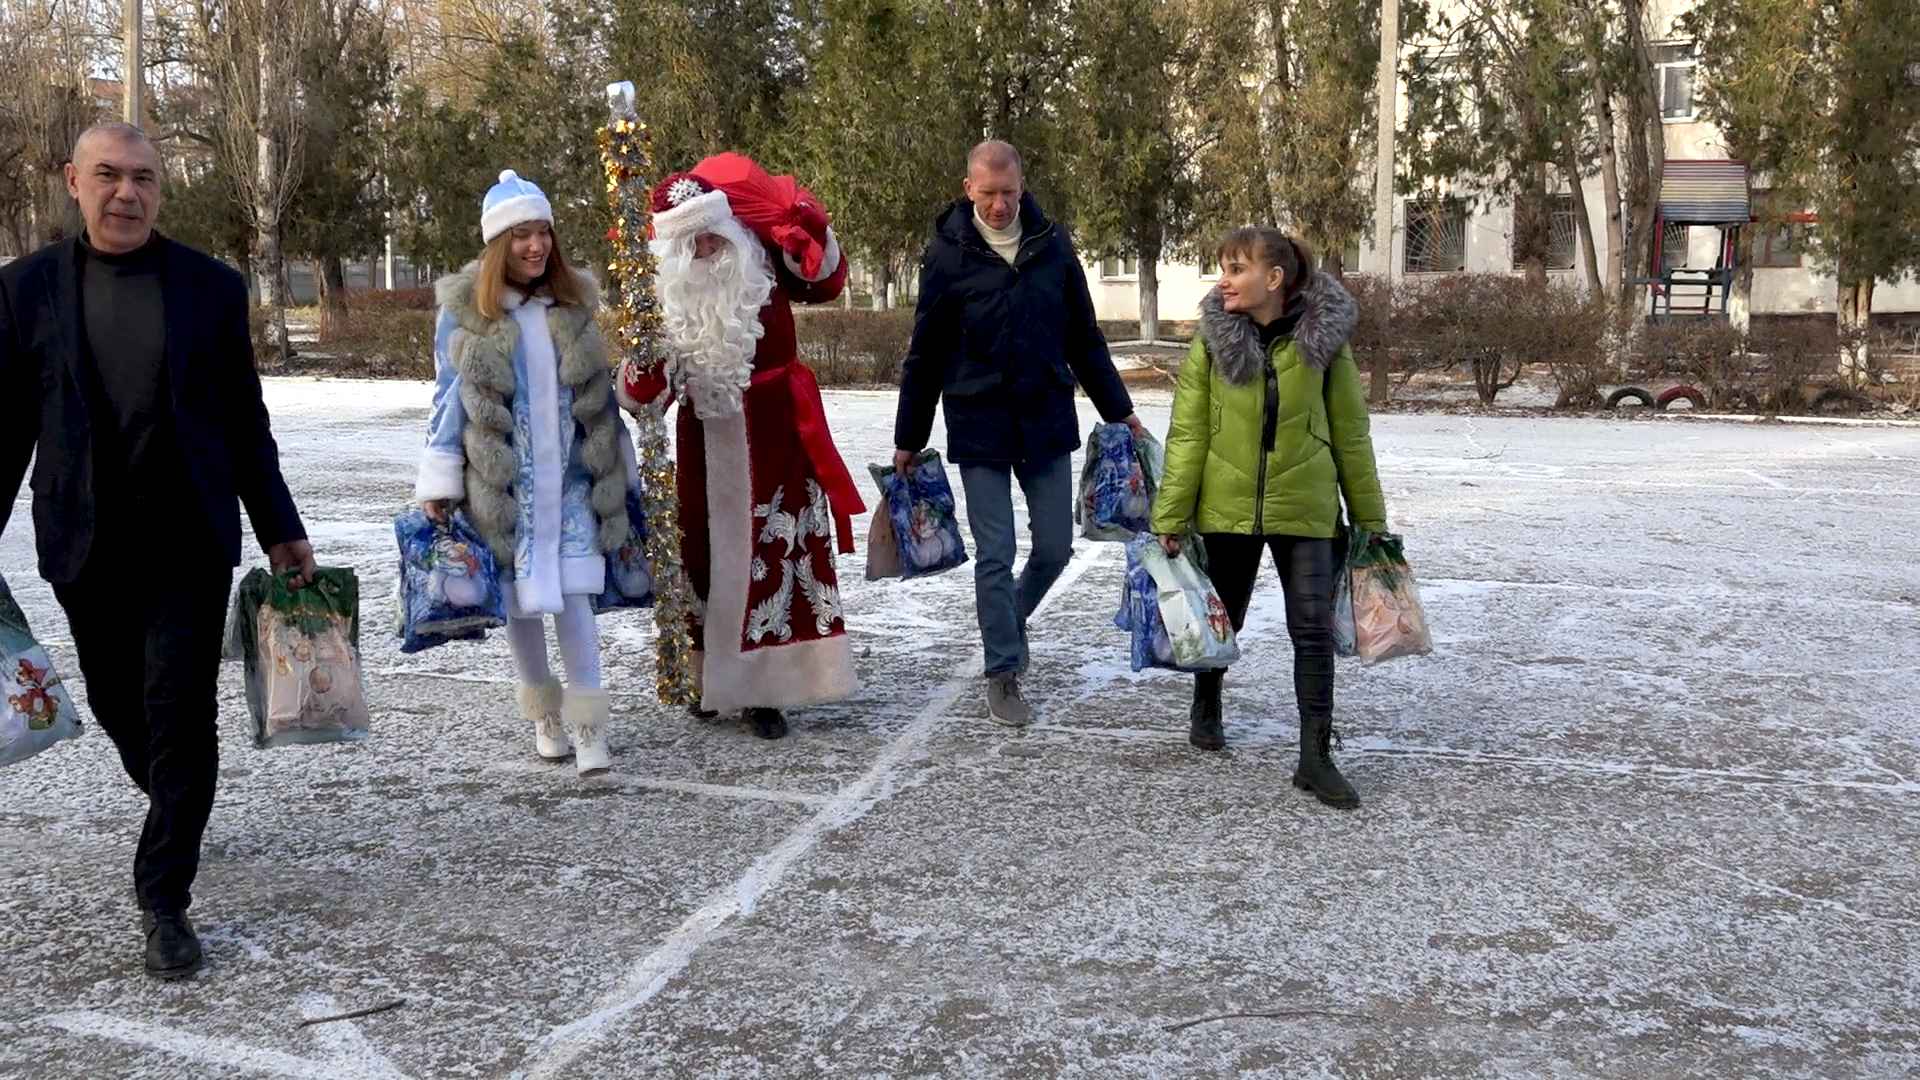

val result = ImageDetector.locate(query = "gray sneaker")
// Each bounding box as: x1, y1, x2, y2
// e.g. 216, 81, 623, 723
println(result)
986, 672, 1033, 727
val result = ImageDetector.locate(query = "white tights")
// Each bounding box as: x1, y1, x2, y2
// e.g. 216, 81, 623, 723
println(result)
506, 594, 602, 690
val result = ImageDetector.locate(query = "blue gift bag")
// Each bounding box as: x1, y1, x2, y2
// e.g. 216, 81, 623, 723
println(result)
868, 450, 968, 580
394, 508, 509, 654
1077, 423, 1162, 541
590, 486, 655, 613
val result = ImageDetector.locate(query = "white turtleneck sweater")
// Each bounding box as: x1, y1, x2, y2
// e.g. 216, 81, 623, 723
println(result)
973, 209, 1023, 265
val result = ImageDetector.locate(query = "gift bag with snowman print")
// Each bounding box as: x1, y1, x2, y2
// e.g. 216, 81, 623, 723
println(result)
867, 451, 968, 580
1076, 423, 1163, 541
393, 507, 509, 653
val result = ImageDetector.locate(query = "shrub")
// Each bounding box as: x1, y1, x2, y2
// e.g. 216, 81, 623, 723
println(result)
343, 286, 437, 312
795, 309, 916, 386
1634, 319, 1749, 408
313, 308, 437, 379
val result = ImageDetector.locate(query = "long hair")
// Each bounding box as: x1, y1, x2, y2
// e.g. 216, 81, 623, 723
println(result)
474, 227, 585, 320
1217, 226, 1315, 301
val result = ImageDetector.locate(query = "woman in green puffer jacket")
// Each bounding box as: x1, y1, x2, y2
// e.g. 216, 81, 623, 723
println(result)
1150, 227, 1387, 809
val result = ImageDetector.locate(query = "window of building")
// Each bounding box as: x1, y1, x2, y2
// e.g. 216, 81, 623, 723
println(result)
1510, 195, 1578, 271
1404, 198, 1468, 273
1660, 221, 1691, 270
1751, 189, 1806, 269
1100, 255, 1139, 279
1655, 43, 1697, 121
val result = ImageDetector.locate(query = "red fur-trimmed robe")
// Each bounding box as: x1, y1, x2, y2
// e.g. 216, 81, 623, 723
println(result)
622, 247, 863, 713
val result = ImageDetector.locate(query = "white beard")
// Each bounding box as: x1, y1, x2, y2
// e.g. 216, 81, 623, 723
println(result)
653, 215, 775, 419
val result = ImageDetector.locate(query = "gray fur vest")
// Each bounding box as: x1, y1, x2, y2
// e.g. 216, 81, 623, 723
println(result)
434, 263, 627, 571
1199, 271, 1360, 386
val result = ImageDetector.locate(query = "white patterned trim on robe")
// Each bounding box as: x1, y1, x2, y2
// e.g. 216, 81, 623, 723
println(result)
696, 410, 858, 714
509, 291, 566, 617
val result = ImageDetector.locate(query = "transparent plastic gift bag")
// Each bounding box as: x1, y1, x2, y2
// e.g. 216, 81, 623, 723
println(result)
1340, 530, 1433, 665
393, 507, 508, 653
867, 450, 968, 579
223, 568, 371, 749
1076, 423, 1162, 541
1114, 535, 1238, 672
0, 572, 82, 768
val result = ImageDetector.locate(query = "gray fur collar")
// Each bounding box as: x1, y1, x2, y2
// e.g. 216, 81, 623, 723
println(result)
432, 261, 627, 570
1199, 271, 1359, 386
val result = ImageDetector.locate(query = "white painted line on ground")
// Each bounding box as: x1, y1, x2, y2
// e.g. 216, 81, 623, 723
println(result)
1741, 468, 1789, 490
42, 1009, 414, 1080
482, 760, 832, 807
511, 543, 1115, 1080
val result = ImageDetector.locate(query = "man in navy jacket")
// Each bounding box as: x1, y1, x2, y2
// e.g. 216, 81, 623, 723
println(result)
0, 123, 316, 980
894, 140, 1143, 726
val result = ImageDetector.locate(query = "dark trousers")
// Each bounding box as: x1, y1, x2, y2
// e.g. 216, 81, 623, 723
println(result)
52, 560, 232, 915
1199, 533, 1336, 721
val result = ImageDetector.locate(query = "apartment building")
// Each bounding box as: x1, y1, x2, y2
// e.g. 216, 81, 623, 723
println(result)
1084, 0, 1920, 327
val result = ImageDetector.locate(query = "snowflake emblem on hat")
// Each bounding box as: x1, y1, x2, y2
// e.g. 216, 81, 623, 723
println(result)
666, 178, 707, 207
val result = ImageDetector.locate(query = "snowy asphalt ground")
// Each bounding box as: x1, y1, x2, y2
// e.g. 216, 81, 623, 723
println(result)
3, 380, 1918, 1079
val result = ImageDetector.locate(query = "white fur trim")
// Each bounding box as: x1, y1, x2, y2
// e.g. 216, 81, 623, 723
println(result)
561, 555, 607, 597
781, 230, 842, 283
704, 633, 859, 714
482, 192, 555, 244
415, 448, 466, 502
514, 299, 566, 616
651, 188, 733, 242
696, 411, 857, 713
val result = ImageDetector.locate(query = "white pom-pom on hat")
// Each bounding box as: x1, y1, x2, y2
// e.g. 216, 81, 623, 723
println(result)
481, 168, 553, 244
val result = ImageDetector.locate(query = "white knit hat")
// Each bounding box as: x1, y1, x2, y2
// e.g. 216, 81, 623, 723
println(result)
481, 169, 554, 244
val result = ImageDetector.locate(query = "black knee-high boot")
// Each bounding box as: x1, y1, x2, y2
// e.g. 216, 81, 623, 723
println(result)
1189, 670, 1225, 751
1292, 714, 1359, 809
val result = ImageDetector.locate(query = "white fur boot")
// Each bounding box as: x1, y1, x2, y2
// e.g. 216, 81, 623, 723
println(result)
563, 687, 612, 776
519, 680, 568, 761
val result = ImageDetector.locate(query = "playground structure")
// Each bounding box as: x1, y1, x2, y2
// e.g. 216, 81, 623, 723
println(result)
1610, 160, 1746, 412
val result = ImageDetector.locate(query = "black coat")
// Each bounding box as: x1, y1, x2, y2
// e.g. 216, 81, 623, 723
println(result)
0, 236, 305, 584
894, 194, 1134, 466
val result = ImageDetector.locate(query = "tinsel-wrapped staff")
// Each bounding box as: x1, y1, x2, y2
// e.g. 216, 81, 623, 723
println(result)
597, 80, 698, 707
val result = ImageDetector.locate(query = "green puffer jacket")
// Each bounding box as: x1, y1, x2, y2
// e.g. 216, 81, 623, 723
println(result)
1150, 274, 1387, 538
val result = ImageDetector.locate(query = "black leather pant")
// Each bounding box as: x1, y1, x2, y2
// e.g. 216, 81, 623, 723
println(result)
1197, 533, 1336, 721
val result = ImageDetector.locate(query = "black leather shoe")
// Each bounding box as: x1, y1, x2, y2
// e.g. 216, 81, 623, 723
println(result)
687, 703, 719, 721
746, 707, 788, 740
145, 912, 204, 980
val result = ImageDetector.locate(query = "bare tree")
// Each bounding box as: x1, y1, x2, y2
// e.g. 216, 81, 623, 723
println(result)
209, 0, 321, 364
0, 1, 113, 253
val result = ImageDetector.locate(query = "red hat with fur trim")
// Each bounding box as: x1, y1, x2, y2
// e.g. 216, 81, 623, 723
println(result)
648, 171, 732, 242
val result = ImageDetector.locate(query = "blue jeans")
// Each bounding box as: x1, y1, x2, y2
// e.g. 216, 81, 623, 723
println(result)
959, 453, 1075, 676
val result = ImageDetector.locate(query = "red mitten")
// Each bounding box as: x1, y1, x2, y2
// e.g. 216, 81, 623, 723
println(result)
618, 359, 669, 412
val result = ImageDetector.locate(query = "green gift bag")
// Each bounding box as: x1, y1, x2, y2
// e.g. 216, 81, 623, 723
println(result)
223, 568, 371, 748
